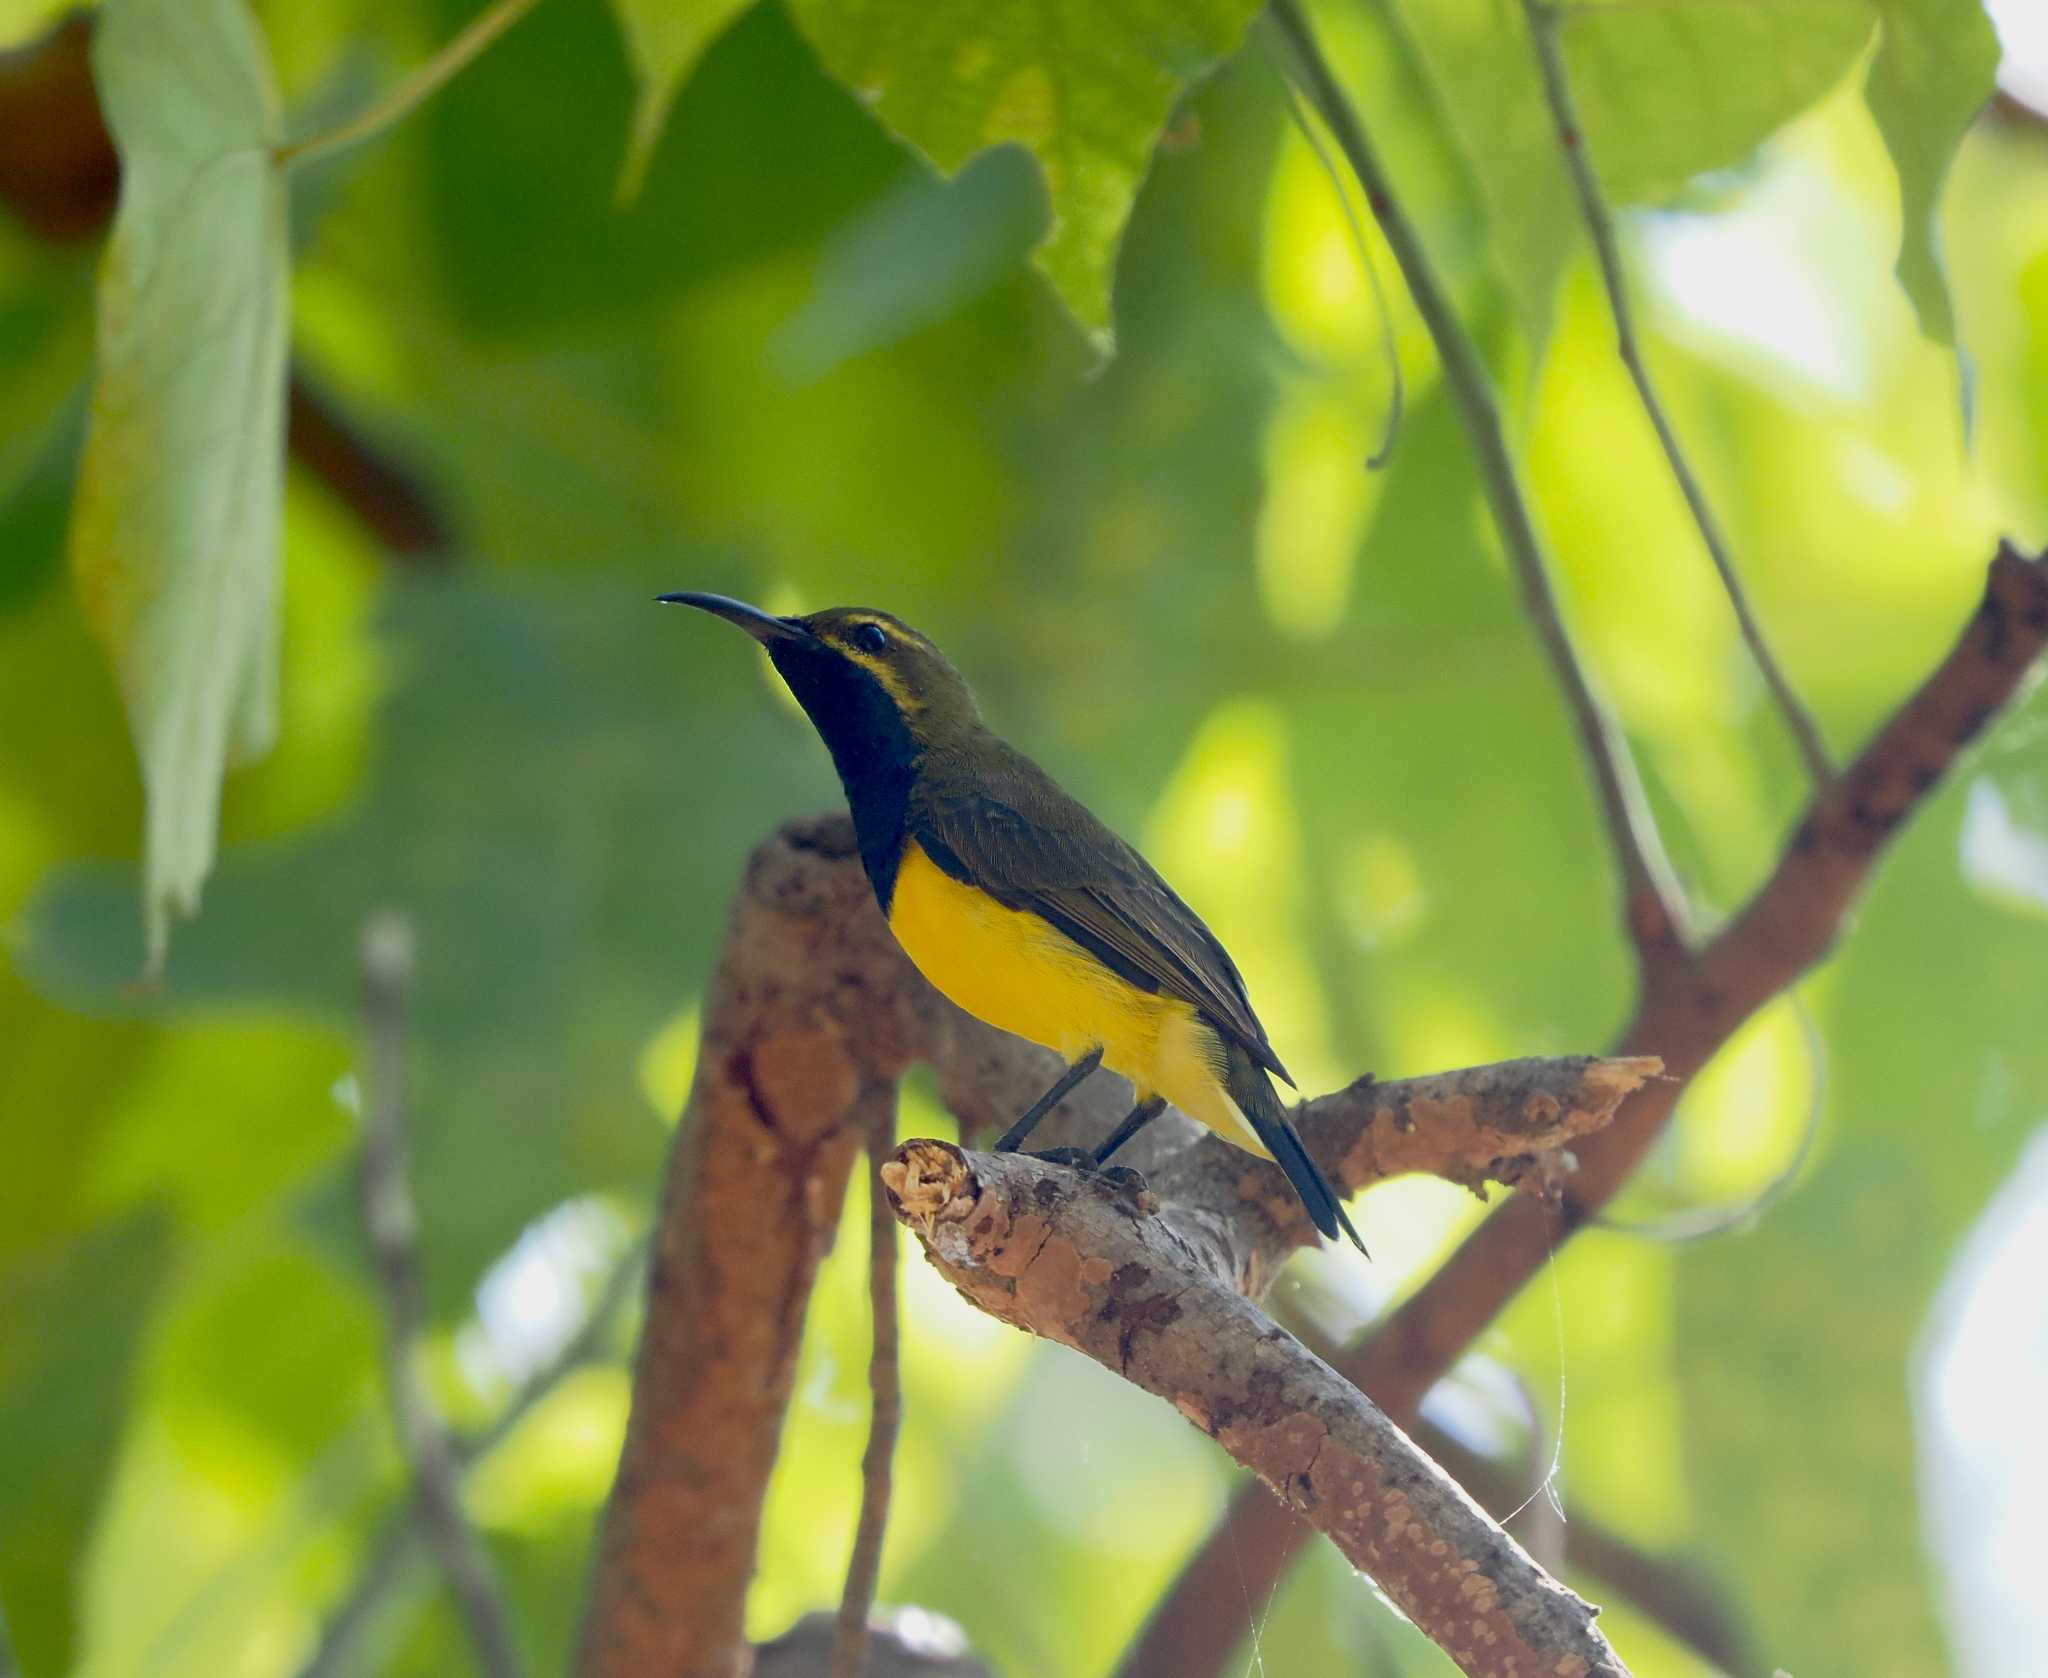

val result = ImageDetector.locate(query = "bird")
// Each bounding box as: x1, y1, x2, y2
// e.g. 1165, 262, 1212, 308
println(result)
662, 593, 1365, 1253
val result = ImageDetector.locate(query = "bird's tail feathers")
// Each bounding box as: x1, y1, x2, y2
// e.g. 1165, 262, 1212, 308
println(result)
1228, 1048, 1367, 1257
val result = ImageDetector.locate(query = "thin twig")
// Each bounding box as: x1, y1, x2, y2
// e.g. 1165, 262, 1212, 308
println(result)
359, 912, 522, 1678
1268, 0, 1690, 959
297, 1237, 646, 1678
1279, 82, 1406, 469
276, 0, 544, 170
1519, 0, 1833, 785
833, 1090, 905, 1678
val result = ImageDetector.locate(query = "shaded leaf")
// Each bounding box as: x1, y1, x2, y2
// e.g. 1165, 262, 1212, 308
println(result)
423, 0, 898, 335
773, 142, 1047, 379
784, 0, 1263, 350
70, 0, 289, 970
1864, 0, 2001, 347
607, 0, 758, 200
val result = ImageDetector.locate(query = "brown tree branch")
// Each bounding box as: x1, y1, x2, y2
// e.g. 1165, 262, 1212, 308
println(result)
1123, 540, 2048, 1678
832, 1103, 905, 1678
881, 1143, 1632, 1678
1272, 1305, 1755, 1674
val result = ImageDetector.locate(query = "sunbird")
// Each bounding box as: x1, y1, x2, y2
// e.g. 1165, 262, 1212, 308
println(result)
664, 595, 1365, 1253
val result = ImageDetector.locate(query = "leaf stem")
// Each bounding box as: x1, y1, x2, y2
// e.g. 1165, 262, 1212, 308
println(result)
1519, 0, 1834, 787
276, 0, 545, 171
1267, 0, 1689, 958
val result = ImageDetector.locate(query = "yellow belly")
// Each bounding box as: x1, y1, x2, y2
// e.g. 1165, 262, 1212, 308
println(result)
887, 842, 1269, 1156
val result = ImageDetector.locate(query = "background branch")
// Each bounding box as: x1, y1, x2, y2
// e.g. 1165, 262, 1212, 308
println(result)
833, 1095, 906, 1678
1518, 0, 1832, 786
358, 913, 522, 1678
297, 1238, 645, 1678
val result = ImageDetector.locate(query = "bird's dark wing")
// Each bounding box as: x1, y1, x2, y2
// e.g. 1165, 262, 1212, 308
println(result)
909, 746, 1292, 1086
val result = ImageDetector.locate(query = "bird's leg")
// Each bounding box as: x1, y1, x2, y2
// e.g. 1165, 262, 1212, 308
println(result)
994, 1046, 1104, 1153
1093, 1095, 1167, 1165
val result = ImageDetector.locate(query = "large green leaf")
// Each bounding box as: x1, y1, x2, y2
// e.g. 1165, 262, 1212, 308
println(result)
70, 0, 289, 971
1390, 0, 1873, 340
784, 0, 1264, 350
608, 0, 758, 197
1864, 0, 2001, 347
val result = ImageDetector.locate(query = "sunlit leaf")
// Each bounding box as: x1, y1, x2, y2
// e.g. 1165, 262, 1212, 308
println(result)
607, 0, 758, 199
1863, 0, 2001, 348
784, 0, 1263, 350
69, 0, 289, 970
1389, 0, 1873, 339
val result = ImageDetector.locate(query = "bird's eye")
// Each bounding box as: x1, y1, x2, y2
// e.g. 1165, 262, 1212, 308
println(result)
851, 623, 888, 655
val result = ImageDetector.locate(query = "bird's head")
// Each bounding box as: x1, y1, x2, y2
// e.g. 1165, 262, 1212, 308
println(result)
660, 594, 981, 755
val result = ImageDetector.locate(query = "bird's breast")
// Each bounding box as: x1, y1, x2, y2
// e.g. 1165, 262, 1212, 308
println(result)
888, 842, 1165, 1069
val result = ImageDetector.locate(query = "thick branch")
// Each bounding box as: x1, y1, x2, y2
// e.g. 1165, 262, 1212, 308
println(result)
1518, 0, 1831, 785
574, 826, 937, 1678
1270, 0, 1689, 958
883, 1144, 1631, 1678
1132, 541, 2048, 1678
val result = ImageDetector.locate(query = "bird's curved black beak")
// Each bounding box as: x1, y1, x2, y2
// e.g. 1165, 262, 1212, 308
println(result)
656, 592, 814, 645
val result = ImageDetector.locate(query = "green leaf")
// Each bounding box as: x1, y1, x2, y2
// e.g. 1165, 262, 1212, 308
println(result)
784, 0, 1263, 351
1864, 0, 2001, 347
608, 0, 758, 200
1390, 0, 1874, 341
69, 0, 290, 972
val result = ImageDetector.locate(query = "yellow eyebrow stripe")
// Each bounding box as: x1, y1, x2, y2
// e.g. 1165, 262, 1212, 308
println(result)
841, 645, 922, 712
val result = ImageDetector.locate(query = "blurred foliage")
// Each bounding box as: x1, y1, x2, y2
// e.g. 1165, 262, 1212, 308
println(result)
1, 0, 2044, 1675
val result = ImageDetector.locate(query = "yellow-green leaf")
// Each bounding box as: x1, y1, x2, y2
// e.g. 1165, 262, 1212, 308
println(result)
1392, 0, 1874, 342
784, 0, 1263, 352
1865, 0, 2002, 347
607, 0, 759, 200
70, 0, 290, 971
